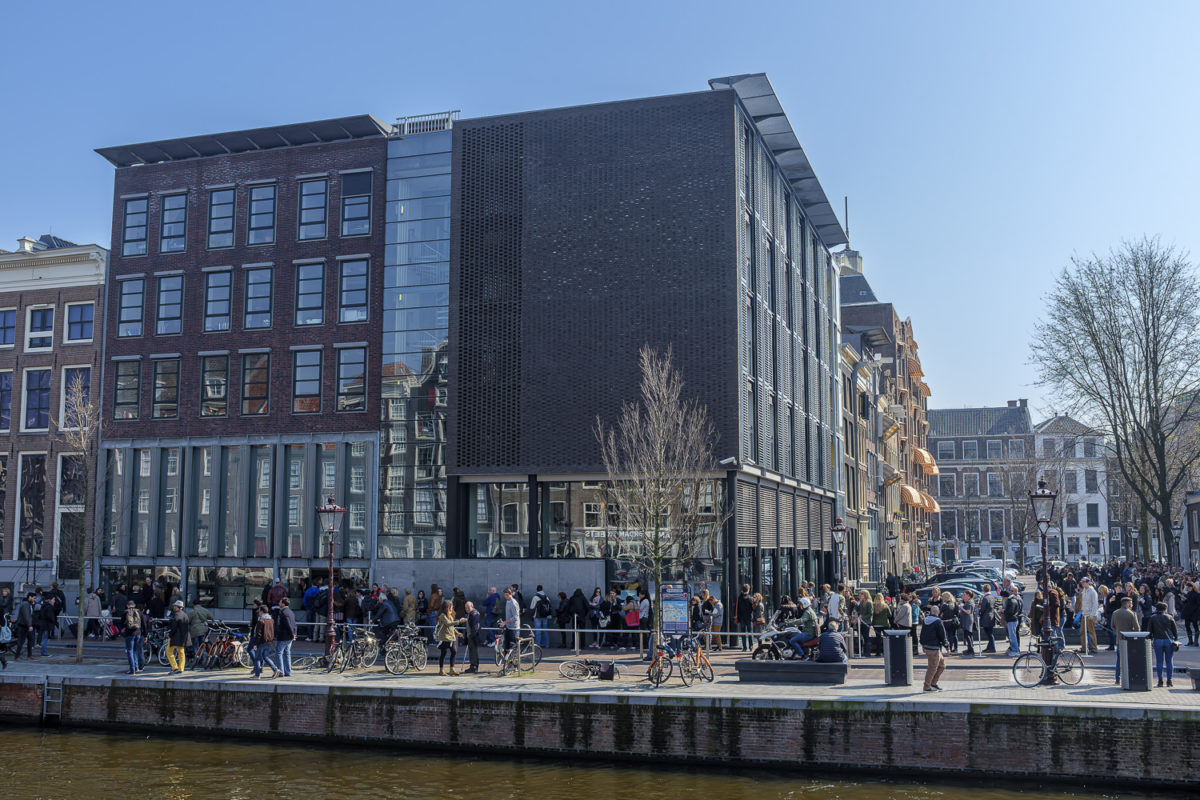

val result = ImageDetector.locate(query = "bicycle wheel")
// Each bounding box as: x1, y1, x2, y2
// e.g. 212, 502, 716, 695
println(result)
326, 646, 346, 673
1012, 653, 1046, 687
157, 642, 170, 666
384, 647, 410, 675
1053, 650, 1085, 685
678, 654, 696, 686
697, 656, 715, 683
559, 661, 591, 680
519, 645, 538, 673
530, 644, 543, 667
495, 641, 507, 667
360, 640, 379, 668
647, 656, 670, 686
410, 644, 428, 671
238, 644, 252, 669
500, 649, 519, 677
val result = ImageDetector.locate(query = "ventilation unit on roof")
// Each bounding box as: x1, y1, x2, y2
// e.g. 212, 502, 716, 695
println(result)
394, 111, 461, 136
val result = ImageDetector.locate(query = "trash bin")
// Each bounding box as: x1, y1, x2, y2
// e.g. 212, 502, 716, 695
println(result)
883, 629, 913, 686
1120, 631, 1152, 691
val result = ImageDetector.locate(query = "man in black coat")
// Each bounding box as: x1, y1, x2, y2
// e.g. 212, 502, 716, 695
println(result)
274, 597, 297, 677
735, 585, 755, 651
463, 601, 483, 673
166, 600, 191, 673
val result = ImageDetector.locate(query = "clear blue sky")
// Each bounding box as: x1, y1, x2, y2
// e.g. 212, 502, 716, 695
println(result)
3, 1, 1197, 418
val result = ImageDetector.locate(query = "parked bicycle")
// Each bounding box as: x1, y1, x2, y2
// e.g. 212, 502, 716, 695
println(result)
646, 636, 692, 687
1012, 635, 1084, 687
384, 623, 429, 675
678, 635, 715, 683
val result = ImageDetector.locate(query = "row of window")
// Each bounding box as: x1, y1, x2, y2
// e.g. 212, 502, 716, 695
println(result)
933, 438, 1027, 461
121, 172, 373, 257
112, 347, 366, 420
0, 303, 94, 351
116, 260, 368, 337
0, 366, 90, 432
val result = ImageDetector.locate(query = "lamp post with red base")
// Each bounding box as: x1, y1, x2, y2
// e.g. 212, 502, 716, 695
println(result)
315, 496, 346, 658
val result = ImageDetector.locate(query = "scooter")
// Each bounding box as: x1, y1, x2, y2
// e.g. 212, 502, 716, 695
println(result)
750, 611, 817, 660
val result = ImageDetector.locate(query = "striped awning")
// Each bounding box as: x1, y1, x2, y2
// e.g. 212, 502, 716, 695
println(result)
908, 356, 924, 377
913, 446, 940, 476
900, 484, 924, 508
920, 490, 940, 513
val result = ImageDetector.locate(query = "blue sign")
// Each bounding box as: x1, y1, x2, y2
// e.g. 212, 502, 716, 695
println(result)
659, 582, 691, 635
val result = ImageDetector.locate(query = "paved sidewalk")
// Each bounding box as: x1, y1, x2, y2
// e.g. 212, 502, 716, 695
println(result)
6, 649, 1199, 713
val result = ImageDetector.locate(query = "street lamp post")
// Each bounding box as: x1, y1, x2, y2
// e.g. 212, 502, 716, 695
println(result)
1130, 527, 1140, 562
315, 496, 346, 657
885, 527, 899, 575
1028, 480, 1058, 685
831, 517, 847, 586
1172, 520, 1183, 567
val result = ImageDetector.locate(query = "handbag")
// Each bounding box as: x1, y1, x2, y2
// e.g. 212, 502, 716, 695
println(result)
598, 616, 609, 628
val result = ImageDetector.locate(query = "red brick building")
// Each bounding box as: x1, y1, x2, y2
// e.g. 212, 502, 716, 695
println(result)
95, 117, 389, 608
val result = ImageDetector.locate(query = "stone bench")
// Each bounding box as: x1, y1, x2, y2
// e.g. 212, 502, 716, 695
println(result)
734, 659, 848, 685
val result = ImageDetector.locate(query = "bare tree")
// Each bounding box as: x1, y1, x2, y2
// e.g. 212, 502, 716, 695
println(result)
1031, 237, 1200, 567
51, 370, 101, 663
595, 345, 730, 642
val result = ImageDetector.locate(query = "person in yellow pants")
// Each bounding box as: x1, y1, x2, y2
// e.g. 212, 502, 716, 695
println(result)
167, 599, 191, 673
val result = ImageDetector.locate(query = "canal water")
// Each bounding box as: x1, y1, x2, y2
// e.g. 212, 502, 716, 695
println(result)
0, 727, 1169, 800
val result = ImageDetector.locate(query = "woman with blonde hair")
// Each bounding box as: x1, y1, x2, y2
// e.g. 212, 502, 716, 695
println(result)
870, 592, 893, 657
434, 600, 462, 676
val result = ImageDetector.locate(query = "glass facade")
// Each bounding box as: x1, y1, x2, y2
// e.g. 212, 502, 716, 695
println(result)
380, 130, 451, 559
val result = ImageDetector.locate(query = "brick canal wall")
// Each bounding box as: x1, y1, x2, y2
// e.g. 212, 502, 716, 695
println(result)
1, 676, 1197, 787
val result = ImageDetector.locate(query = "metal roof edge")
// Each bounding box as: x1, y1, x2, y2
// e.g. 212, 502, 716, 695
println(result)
709, 72, 847, 248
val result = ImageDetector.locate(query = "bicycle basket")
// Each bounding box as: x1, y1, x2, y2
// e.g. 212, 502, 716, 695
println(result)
598, 663, 616, 681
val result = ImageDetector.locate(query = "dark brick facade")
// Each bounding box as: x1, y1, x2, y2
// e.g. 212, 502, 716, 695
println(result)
101, 136, 388, 439
449, 89, 739, 475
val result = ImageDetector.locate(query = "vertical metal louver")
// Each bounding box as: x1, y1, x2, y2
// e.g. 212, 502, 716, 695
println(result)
736, 481, 758, 547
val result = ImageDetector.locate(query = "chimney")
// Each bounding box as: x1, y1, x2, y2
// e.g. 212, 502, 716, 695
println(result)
1019, 398, 1027, 408
16, 236, 40, 253
1007, 400, 1017, 408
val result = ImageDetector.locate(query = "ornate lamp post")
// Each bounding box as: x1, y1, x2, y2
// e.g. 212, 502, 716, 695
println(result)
1028, 479, 1058, 684
1172, 520, 1183, 567
315, 496, 346, 657
831, 517, 847, 585
885, 527, 899, 575
1128, 527, 1139, 562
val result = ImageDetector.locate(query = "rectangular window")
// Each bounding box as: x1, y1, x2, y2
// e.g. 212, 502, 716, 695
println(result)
200, 355, 228, 417
938, 475, 955, 497
295, 262, 324, 325
962, 440, 978, 460
241, 353, 270, 415
118, 279, 145, 337
0, 309, 14, 345
966, 509, 981, 540
292, 350, 321, 413
987, 472, 1003, 497
160, 193, 187, 252
208, 189, 235, 248
1086, 503, 1099, 527
940, 511, 957, 538
244, 268, 273, 329
156, 275, 183, 335
1009, 439, 1025, 458
936, 440, 954, 460
1083, 438, 1096, 458
0, 372, 10, 430
1084, 469, 1098, 493
203, 271, 232, 331
298, 179, 327, 240
23, 369, 51, 429
336, 347, 366, 411
114, 361, 140, 419
963, 473, 980, 497
338, 259, 368, 322
122, 197, 148, 256
988, 509, 1005, 541
61, 367, 90, 428
1066, 503, 1079, 528
1064, 470, 1078, 494
26, 307, 54, 350
247, 184, 276, 244
1043, 438, 1056, 458
986, 440, 1002, 460
152, 359, 179, 418
65, 303, 94, 342
341, 172, 372, 236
